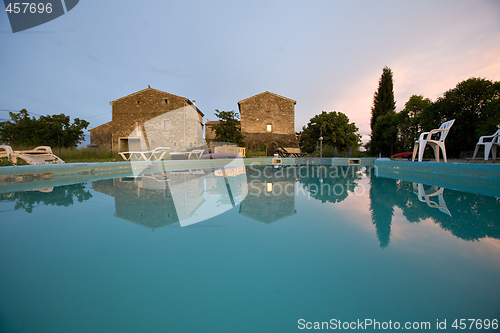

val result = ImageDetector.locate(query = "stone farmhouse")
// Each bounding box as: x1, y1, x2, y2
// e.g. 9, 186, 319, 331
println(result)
204, 120, 220, 142
91, 88, 299, 153
90, 86, 204, 152
238, 91, 298, 150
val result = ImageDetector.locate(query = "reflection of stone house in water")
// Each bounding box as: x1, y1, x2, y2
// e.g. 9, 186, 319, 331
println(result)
91, 174, 205, 230
89, 86, 205, 152
239, 166, 297, 224
164, 172, 206, 222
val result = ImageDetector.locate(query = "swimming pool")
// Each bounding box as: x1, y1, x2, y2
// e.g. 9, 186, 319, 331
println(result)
0, 161, 499, 332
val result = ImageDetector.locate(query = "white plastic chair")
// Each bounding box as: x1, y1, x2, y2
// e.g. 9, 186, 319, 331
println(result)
412, 119, 455, 162
472, 128, 500, 161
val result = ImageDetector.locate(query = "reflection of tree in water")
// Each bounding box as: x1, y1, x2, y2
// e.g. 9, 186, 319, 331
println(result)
399, 187, 500, 241
368, 173, 500, 247
0, 183, 92, 213
369, 176, 397, 248
439, 192, 500, 240
300, 166, 363, 204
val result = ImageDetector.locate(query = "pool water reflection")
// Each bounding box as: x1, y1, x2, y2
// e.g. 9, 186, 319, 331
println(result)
0, 165, 499, 332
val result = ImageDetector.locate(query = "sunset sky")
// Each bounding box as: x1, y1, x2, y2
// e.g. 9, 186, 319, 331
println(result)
1, 0, 500, 145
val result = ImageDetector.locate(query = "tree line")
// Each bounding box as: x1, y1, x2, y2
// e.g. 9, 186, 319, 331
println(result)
0, 109, 89, 148
368, 67, 500, 158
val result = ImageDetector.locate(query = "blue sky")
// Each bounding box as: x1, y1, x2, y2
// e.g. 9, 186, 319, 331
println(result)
1, 0, 500, 145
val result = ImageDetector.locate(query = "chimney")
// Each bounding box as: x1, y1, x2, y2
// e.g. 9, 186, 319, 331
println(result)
192, 100, 196, 105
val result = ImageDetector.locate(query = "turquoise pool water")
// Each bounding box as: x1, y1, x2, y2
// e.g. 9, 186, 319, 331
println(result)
0, 165, 499, 332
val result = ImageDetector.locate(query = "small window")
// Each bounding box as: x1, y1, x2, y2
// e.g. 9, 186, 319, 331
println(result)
164, 120, 170, 131
135, 121, 142, 133
266, 104, 270, 111
266, 183, 273, 192
173, 141, 177, 146
137, 101, 141, 105
266, 124, 272, 132
164, 99, 168, 105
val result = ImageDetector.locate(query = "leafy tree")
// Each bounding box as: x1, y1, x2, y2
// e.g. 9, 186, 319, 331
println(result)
0, 109, 89, 148
368, 66, 397, 156
299, 111, 361, 153
395, 95, 433, 151
211, 109, 245, 147
419, 78, 500, 158
477, 98, 500, 136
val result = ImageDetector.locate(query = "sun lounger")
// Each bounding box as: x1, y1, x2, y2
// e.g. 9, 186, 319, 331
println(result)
170, 149, 205, 160
15, 146, 65, 165
119, 147, 170, 161
1, 145, 65, 165
390, 152, 413, 159
0, 145, 14, 160
276, 146, 306, 158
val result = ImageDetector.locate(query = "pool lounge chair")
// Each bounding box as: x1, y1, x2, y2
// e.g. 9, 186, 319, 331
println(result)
276, 146, 306, 158
472, 128, 500, 161
390, 152, 413, 160
1, 145, 65, 165
0, 145, 14, 161
170, 149, 205, 160
119, 147, 170, 161
412, 119, 455, 162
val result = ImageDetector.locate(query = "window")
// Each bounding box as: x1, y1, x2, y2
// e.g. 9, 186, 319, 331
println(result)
266, 104, 270, 111
164, 99, 168, 105
135, 121, 142, 135
164, 120, 170, 131
266, 124, 272, 132
137, 101, 141, 105
266, 183, 273, 192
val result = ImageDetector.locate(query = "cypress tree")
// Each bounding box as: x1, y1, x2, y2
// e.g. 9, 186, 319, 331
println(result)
369, 66, 397, 156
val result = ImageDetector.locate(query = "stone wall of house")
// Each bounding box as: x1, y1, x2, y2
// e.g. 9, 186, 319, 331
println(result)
89, 121, 112, 148
239, 91, 298, 150
110, 87, 204, 152
205, 121, 219, 142
242, 133, 297, 152
142, 106, 206, 152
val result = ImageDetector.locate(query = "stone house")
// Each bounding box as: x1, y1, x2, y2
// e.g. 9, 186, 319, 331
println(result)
90, 86, 204, 152
238, 91, 298, 150
204, 120, 220, 142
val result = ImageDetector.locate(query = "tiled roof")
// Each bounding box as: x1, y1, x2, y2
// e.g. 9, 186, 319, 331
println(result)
109, 86, 187, 104
237, 91, 296, 105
